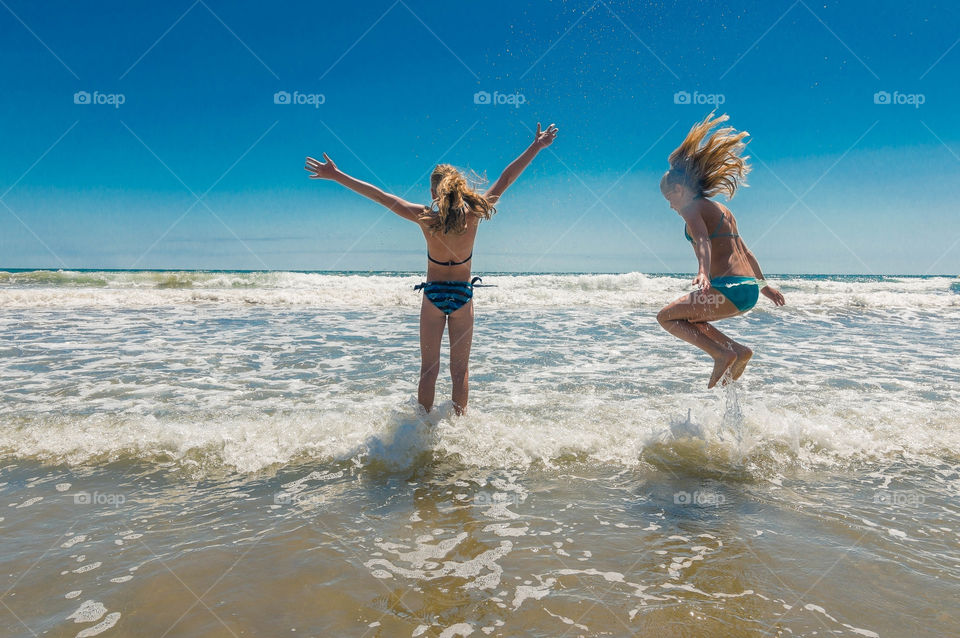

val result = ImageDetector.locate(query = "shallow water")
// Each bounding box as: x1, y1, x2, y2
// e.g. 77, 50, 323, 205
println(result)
1, 271, 958, 637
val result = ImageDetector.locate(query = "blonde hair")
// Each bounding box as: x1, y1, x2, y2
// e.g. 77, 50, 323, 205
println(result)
664, 112, 751, 199
420, 164, 495, 235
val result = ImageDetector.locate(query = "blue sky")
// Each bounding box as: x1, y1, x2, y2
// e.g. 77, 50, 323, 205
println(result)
1, 0, 958, 274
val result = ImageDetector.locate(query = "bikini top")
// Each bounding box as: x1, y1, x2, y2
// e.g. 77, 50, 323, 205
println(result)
427, 252, 472, 266
684, 210, 740, 243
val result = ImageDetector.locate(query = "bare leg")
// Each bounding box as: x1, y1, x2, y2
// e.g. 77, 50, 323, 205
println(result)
657, 291, 742, 388
663, 318, 736, 388
691, 322, 753, 381
446, 300, 474, 415
418, 298, 446, 412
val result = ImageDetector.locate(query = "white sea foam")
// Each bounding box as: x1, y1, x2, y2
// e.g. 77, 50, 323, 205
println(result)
0, 272, 958, 474
76, 612, 121, 637
66, 600, 106, 623
0, 392, 954, 474
0, 270, 956, 311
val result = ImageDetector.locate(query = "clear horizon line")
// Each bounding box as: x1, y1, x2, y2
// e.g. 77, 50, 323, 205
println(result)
0, 267, 956, 278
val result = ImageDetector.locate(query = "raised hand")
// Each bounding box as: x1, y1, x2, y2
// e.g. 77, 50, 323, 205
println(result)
305, 153, 339, 180
533, 122, 559, 148
762, 286, 786, 306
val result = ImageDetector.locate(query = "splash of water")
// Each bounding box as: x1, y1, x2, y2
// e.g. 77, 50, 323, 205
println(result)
360, 403, 444, 470
720, 378, 745, 452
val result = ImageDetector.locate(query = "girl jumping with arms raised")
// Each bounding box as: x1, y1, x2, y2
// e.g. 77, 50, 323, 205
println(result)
657, 113, 785, 388
305, 123, 558, 415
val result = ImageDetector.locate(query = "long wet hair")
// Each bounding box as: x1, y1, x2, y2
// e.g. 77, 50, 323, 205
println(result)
419, 164, 495, 235
663, 112, 751, 200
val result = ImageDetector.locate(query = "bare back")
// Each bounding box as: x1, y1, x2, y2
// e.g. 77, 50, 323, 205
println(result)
688, 199, 755, 280
420, 213, 481, 281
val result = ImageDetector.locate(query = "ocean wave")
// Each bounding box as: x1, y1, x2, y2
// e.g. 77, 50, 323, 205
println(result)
1, 270, 958, 311
2, 391, 956, 476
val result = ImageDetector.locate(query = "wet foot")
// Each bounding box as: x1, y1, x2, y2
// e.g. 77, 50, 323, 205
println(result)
708, 348, 737, 389
730, 344, 753, 381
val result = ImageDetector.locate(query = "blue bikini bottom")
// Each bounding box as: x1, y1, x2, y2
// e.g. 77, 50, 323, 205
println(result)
414, 278, 483, 315
711, 276, 759, 312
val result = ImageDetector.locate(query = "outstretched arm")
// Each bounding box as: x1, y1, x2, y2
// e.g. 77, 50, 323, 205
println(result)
484, 123, 559, 204
304, 154, 425, 222
742, 243, 786, 306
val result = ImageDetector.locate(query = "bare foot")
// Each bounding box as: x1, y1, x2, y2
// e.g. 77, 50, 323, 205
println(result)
729, 344, 753, 381
708, 348, 737, 389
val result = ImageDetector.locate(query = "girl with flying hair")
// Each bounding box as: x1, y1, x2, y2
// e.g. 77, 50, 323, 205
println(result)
305, 123, 558, 415
657, 112, 785, 388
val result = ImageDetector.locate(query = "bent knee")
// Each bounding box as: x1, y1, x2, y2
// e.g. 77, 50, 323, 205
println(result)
657, 308, 673, 326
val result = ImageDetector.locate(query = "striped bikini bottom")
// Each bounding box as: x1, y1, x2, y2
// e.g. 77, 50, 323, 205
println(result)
414, 277, 484, 315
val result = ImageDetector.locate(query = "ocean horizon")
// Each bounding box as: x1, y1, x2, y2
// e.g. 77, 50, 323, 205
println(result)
2, 267, 957, 276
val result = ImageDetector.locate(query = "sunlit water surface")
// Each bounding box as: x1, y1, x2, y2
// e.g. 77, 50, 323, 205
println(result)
1, 271, 958, 637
